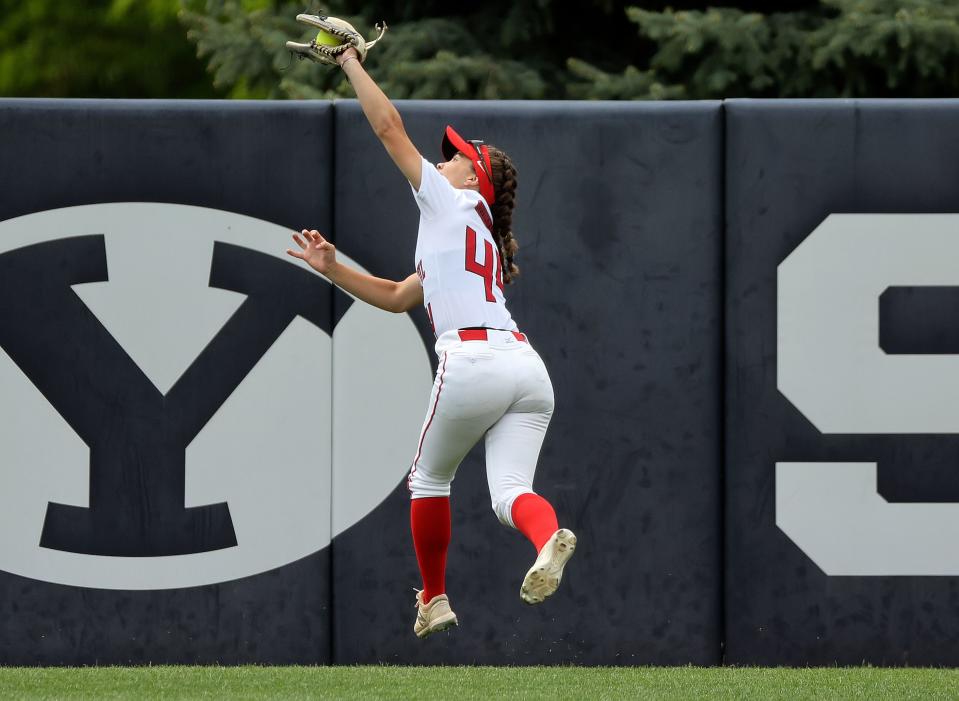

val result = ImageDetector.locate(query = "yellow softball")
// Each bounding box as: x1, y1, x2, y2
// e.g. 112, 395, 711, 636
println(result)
315, 29, 343, 47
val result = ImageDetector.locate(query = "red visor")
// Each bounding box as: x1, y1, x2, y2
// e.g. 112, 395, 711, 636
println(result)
441, 125, 495, 206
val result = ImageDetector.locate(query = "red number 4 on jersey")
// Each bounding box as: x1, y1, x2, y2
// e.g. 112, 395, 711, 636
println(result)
465, 226, 504, 303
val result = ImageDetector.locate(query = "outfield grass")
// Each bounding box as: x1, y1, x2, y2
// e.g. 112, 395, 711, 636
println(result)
1, 665, 959, 700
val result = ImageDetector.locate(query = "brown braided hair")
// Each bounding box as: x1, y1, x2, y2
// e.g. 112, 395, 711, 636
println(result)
486, 146, 520, 284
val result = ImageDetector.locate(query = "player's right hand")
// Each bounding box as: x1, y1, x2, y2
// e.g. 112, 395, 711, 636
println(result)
287, 229, 337, 275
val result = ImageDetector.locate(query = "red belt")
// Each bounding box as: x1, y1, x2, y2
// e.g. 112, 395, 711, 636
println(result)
458, 329, 527, 343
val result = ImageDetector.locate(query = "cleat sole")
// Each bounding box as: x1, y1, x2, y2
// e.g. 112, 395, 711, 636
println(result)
520, 529, 577, 605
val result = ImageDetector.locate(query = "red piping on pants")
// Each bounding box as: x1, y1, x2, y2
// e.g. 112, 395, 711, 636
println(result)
408, 351, 448, 493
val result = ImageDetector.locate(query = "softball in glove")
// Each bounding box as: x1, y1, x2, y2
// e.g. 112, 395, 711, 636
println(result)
286, 14, 387, 65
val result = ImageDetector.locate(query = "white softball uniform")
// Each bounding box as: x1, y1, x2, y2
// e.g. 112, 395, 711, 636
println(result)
407, 158, 554, 527
412, 157, 518, 337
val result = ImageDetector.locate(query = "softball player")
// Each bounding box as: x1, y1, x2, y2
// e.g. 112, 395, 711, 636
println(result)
287, 46, 576, 639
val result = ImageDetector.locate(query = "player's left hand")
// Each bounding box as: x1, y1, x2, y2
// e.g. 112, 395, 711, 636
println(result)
336, 46, 360, 67
287, 229, 338, 275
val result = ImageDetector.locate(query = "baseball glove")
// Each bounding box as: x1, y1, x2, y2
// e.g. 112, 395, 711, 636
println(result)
286, 14, 387, 65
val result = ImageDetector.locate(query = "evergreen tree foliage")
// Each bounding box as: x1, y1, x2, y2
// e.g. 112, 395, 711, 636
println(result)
0, 0, 219, 98
809, 0, 959, 96
2, 0, 956, 100
570, 0, 959, 99
178, 0, 634, 99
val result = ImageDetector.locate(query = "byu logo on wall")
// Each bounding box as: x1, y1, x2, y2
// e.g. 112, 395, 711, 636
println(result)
0, 203, 432, 589
777, 214, 959, 576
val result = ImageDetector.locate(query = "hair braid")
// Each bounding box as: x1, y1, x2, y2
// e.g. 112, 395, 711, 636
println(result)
487, 146, 520, 284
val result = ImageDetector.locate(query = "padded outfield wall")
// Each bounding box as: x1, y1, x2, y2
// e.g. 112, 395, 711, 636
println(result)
724, 99, 959, 665
0, 98, 956, 665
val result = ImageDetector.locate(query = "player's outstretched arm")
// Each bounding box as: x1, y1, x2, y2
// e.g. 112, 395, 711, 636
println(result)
287, 229, 422, 313
336, 48, 424, 191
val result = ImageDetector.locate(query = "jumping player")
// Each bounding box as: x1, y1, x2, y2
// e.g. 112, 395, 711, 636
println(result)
286, 46, 576, 639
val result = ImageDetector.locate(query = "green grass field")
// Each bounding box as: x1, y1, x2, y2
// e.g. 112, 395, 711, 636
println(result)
2, 666, 959, 700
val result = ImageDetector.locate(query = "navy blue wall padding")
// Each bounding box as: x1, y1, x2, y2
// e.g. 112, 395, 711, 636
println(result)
332, 100, 724, 665
725, 99, 959, 665
0, 99, 334, 665
11, 97, 959, 666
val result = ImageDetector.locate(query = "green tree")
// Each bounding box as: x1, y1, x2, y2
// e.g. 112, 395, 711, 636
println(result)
809, 0, 959, 96
570, 0, 959, 99
7, 0, 948, 99
0, 0, 220, 98
178, 0, 639, 99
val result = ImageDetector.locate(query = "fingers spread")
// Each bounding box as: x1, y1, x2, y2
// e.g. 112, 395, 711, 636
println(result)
296, 229, 329, 250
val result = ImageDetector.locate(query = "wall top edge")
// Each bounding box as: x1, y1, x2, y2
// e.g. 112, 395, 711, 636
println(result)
0, 98, 334, 112
725, 97, 959, 108
0, 97, 721, 109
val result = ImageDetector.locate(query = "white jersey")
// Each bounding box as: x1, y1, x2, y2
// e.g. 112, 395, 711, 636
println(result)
412, 157, 518, 338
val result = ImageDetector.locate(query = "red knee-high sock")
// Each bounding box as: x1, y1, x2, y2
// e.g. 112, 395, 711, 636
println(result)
511, 493, 559, 553
410, 497, 451, 604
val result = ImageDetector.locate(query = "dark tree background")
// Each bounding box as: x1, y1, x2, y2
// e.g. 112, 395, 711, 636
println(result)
2, 1, 957, 99
0, 0, 221, 98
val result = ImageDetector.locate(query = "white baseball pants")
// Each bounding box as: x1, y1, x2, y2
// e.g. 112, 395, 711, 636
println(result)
407, 328, 555, 527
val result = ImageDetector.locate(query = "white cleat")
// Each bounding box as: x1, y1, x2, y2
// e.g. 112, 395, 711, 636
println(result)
413, 590, 458, 639
520, 528, 577, 605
